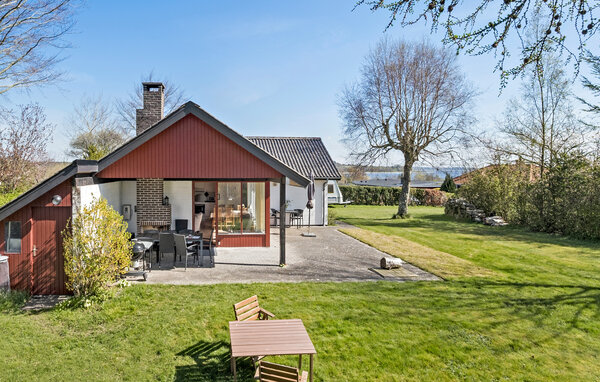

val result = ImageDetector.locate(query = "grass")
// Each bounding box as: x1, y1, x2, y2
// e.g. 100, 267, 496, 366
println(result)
339, 227, 496, 279
1, 206, 599, 381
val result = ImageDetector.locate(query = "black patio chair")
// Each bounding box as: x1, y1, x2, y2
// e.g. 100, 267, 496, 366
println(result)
291, 209, 304, 228
270, 208, 280, 226
174, 234, 198, 270
158, 232, 175, 267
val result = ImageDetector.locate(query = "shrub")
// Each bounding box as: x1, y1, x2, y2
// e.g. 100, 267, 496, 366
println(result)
327, 206, 338, 226
62, 197, 132, 297
457, 164, 527, 221
440, 173, 457, 193
456, 155, 600, 240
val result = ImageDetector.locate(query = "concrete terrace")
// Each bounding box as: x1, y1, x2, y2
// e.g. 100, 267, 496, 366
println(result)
141, 226, 439, 284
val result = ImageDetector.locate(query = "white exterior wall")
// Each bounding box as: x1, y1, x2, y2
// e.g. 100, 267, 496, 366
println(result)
78, 181, 138, 233
120, 181, 137, 234
164, 180, 193, 231
79, 182, 121, 210
270, 179, 328, 225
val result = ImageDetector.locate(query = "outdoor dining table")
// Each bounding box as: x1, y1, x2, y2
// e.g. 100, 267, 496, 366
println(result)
229, 318, 316, 382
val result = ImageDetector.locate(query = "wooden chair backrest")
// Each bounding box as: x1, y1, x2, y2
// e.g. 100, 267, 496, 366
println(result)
258, 361, 300, 382
233, 295, 262, 321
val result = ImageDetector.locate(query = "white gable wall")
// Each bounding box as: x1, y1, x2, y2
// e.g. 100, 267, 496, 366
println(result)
163, 181, 193, 231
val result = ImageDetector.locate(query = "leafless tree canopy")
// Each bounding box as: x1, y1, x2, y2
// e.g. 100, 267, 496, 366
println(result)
498, 52, 586, 174
66, 95, 128, 160
0, 0, 78, 94
114, 73, 187, 132
0, 103, 53, 191
356, 1, 599, 85
340, 39, 475, 216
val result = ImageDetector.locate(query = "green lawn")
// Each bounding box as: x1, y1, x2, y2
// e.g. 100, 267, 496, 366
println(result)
1, 206, 600, 381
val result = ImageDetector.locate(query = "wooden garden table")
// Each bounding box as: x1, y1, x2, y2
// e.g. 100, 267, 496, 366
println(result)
229, 319, 316, 381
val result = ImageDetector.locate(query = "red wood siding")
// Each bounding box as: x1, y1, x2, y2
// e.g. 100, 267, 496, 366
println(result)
219, 234, 268, 247
0, 180, 72, 293
98, 115, 282, 180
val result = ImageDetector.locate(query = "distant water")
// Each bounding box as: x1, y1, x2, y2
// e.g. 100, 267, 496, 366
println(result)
366, 167, 465, 180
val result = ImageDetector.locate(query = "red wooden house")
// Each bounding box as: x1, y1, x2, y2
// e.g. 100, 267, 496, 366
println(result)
0, 83, 309, 294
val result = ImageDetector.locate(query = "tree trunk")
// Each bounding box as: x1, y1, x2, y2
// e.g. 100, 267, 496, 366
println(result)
396, 162, 412, 218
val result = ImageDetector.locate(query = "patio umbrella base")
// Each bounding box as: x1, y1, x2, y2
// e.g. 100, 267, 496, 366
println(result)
301, 232, 317, 237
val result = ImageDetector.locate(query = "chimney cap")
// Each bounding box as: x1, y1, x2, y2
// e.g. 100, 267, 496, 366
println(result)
142, 82, 165, 91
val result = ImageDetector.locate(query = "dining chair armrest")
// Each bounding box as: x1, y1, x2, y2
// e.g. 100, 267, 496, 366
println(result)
259, 307, 275, 319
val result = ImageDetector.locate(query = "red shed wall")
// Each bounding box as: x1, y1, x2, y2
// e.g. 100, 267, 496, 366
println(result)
98, 114, 282, 179
0, 180, 71, 293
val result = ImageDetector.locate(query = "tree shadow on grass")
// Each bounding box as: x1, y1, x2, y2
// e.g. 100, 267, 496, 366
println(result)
175, 340, 254, 382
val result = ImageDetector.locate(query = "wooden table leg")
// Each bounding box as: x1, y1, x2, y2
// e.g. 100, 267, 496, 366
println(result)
231, 356, 237, 381
299, 354, 302, 369
309, 354, 313, 382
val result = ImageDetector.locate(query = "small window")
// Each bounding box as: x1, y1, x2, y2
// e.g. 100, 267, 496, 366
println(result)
5, 221, 21, 253
327, 184, 334, 194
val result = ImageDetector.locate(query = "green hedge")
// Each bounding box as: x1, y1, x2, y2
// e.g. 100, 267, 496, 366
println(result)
458, 154, 600, 240
339, 185, 448, 206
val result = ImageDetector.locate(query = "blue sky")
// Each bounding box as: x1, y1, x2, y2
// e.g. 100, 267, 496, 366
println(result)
2, 1, 592, 164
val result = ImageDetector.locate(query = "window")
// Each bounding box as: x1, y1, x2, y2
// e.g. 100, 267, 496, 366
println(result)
218, 182, 241, 234
328, 184, 334, 194
5, 221, 21, 253
217, 182, 266, 234
242, 182, 265, 233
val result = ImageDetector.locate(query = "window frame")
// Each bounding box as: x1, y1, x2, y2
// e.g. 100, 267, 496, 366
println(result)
4, 221, 22, 254
217, 181, 266, 235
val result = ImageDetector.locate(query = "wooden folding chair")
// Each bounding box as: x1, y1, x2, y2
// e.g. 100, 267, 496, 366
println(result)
258, 361, 308, 382
233, 295, 275, 321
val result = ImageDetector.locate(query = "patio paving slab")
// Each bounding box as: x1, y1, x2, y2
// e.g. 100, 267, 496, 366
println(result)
144, 226, 440, 285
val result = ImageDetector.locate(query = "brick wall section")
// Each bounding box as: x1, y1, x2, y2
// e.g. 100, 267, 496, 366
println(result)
136, 83, 165, 135
136, 178, 171, 233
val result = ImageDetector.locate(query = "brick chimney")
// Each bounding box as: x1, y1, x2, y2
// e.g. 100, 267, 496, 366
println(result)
136, 82, 165, 135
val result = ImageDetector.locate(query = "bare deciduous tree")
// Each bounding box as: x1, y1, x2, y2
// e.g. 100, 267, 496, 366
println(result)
356, 1, 598, 85
0, 0, 78, 94
340, 39, 475, 217
0, 103, 53, 192
498, 51, 584, 176
114, 73, 187, 132
67, 95, 128, 160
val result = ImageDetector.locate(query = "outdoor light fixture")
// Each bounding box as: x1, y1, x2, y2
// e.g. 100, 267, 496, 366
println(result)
162, 196, 170, 206
51, 195, 62, 205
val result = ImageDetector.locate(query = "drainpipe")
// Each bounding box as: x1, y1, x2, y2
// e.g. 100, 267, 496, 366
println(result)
322, 179, 328, 226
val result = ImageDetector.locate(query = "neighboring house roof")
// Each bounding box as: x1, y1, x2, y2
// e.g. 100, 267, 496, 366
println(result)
453, 162, 540, 185
0, 160, 98, 221
351, 179, 443, 189
247, 137, 341, 180
98, 102, 309, 186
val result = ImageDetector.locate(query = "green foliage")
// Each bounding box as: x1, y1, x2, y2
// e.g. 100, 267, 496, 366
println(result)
0, 290, 28, 313
62, 197, 132, 297
458, 156, 600, 240
440, 173, 457, 193
0, 189, 25, 207
458, 164, 527, 221
520, 154, 600, 240
340, 185, 448, 206
327, 206, 338, 226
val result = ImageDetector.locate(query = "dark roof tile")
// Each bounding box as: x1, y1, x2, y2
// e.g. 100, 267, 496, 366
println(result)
247, 137, 341, 180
